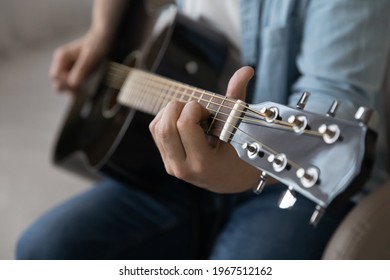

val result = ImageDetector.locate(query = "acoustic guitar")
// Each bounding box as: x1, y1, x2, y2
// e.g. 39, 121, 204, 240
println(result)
53, 2, 376, 224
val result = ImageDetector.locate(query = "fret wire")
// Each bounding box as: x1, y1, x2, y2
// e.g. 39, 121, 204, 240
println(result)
155, 83, 171, 114
207, 95, 225, 134
154, 83, 169, 115
134, 72, 148, 111
189, 88, 195, 102
206, 91, 214, 110
138, 72, 152, 111
161, 84, 176, 108
143, 75, 158, 112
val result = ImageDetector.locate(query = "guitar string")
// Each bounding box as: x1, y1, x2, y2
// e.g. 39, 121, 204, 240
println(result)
108, 64, 323, 138
110, 63, 272, 122
120, 75, 317, 137
105, 63, 311, 173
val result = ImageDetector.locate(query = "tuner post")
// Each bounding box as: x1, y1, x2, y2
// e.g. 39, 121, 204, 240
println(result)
296, 91, 311, 110
253, 171, 268, 195
310, 205, 325, 226
354, 106, 378, 130
326, 100, 340, 118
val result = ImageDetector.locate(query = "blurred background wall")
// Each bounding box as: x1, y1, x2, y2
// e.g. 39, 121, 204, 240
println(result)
0, 0, 173, 260
0, 0, 93, 259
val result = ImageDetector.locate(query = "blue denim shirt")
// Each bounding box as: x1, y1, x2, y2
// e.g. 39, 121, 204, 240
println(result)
178, 0, 390, 191
239, 0, 390, 117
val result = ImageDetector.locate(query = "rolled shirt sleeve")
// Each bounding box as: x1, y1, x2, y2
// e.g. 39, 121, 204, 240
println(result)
290, 0, 390, 121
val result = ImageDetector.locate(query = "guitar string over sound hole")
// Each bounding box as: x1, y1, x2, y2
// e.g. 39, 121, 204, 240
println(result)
102, 88, 123, 119
102, 51, 141, 119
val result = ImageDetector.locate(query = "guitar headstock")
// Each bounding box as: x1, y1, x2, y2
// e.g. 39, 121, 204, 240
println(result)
228, 92, 377, 225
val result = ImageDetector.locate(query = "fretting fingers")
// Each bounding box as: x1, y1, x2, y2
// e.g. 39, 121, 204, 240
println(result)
149, 101, 187, 176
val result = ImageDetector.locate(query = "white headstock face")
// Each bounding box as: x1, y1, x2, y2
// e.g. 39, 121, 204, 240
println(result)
228, 92, 376, 224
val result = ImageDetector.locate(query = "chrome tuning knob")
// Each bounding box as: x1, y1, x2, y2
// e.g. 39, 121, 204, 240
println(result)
288, 115, 308, 133
296, 167, 319, 188
260, 107, 279, 123
318, 124, 340, 144
242, 142, 263, 159
268, 153, 288, 172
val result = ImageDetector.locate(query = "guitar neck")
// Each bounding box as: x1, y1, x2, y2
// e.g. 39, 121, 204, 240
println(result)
112, 62, 240, 140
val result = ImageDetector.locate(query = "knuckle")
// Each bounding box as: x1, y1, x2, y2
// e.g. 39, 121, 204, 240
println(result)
176, 117, 187, 130
53, 47, 66, 60
173, 167, 191, 181
166, 100, 184, 113
155, 122, 171, 141
192, 161, 207, 176
148, 120, 156, 133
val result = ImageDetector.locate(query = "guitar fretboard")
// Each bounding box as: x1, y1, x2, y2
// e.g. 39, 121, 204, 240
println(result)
114, 64, 240, 140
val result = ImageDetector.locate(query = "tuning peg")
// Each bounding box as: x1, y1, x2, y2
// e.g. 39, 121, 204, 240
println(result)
318, 124, 340, 144
260, 106, 279, 123
310, 205, 325, 226
253, 171, 268, 195
288, 115, 308, 133
296, 91, 311, 110
268, 153, 288, 172
242, 142, 264, 159
278, 187, 297, 209
296, 167, 319, 188
326, 100, 340, 118
354, 107, 378, 130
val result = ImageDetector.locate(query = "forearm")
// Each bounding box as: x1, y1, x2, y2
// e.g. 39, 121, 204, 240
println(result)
90, 0, 132, 40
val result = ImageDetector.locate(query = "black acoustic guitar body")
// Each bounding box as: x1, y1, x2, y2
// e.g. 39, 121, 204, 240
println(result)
53, 2, 240, 187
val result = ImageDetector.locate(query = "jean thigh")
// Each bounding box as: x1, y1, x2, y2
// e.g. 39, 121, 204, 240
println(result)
16, 177, 201, 259
210, 185, 354, 259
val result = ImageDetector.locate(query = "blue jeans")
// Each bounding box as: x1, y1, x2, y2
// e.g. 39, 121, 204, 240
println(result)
16, 176, 353, 259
